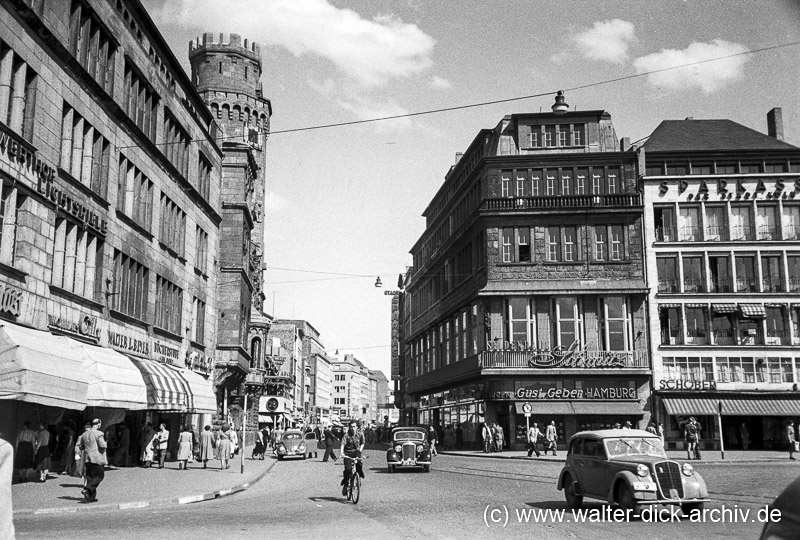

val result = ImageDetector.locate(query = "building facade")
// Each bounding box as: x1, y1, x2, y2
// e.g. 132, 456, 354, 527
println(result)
331, 353, 371, 422
401, 94, 652, 450
188, 31, 272, 428
642, 112, 800, 451
0, 0, 221, 459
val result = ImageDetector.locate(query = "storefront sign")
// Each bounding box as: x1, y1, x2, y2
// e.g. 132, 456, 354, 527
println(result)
153, 340, 181, 365
485, 341, 630, 368
107, 330, 149, 356
658, 176, 800, 198
658, 379, 717, 391
0, 283, 23, 317
0, 129, 56, 184
37, 175, 108, 234
490, 380, 638, 401
185, 350, 214, 376
47, 313, 100, 342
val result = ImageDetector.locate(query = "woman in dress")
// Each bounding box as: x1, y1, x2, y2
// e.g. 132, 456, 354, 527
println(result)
176, 424, 193, 470
199, 425, 215, 468
33, 422, 51, 482
252, 428, 264, 460
15, 421, 36, 482
216, 424, 232, 469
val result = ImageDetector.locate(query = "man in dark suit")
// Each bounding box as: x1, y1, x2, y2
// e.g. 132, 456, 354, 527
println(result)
321, 425, 338, 462
78, 418, 108, 502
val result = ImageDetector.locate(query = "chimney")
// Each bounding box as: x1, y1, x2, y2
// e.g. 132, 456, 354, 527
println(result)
767, 108, 784, 140
620, 137, 631, 152
455, 152, 463, 164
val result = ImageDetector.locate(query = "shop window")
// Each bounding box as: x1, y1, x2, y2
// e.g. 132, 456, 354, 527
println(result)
663, 357, 713, 381
555, 297, 583, 347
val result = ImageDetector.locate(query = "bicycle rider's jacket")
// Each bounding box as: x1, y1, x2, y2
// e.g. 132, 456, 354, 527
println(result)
341, 431, 364, 457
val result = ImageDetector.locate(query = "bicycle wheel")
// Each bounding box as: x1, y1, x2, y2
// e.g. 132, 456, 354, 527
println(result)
351, 474, 361, 504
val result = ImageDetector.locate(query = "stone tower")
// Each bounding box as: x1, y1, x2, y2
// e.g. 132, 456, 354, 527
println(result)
189, 33, 272, 424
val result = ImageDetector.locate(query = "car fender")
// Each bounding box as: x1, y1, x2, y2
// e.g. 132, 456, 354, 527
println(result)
557, 466, 578, 492
386, 449, 398, 461
683, 470, 708, 499
419, 449, 432, 462
607, 470, 638, 505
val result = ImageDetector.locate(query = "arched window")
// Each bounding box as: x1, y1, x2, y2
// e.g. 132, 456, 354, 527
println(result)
233, 105, 241, 122
250, 337, 262, 369
210, 103, 220, 119
222, 104, 230, 121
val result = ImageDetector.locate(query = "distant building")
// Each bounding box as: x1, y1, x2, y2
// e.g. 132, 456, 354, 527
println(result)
331, 353, 371, 422
642, 111, 800, 450
401, 93, 651, 450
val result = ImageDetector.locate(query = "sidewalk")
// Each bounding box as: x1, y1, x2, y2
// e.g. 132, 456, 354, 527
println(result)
12, 457, 275, 516
438, 447, 798, 464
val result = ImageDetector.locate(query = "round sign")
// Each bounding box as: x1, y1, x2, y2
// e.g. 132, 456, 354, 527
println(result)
522, 402, 532, 414
266, 397, 279, 411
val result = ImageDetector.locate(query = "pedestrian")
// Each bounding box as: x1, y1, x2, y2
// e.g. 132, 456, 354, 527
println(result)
740, 423, 751, 451
0, 432, 15, 539
34, 422, 51, 482
140, 422, 155, 467
482, 423, 492, 453
494, 423, 505, 452
527, 422, 543, 457
684, 417, 701, 460
427, 425, 438, 456
115, 424, 130, 467
322, 425, 338, 462
217, 424, 232, 469
623, 421, 632, 430
72, 423, 91, 479
229, 426, 239, 459
154, 423, 169, 469
59, 422, 75, 474
545, 421, 558, 456
78, 418, 107, 502
252, 428, 265, 459
176, 424, 193, 470
788, 421, 797, 460
199, 425, 215, 468
14, 421, 36, 482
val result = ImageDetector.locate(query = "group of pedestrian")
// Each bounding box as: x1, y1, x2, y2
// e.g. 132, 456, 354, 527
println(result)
480, 422, 507, 453
524, 421, 559, 457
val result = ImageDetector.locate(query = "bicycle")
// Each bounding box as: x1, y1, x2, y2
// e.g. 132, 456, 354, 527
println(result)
343, 455, 367, 504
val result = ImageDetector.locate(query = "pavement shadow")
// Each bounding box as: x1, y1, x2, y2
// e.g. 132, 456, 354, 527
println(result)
309, 496, 359, 505
57, 495, 87, 502
59, 483, 85, 488
525, 500, 604, 511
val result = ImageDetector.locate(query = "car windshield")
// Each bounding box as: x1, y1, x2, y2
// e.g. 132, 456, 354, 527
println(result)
604, 437, 666, 459
283, 433, 301, 440
394, 431, 425, 441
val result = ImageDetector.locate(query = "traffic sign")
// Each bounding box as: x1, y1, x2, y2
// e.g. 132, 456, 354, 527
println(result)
522, 402, 532, 414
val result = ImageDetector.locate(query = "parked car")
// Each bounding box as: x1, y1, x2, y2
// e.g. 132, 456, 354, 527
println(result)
275, 429, 307, 460
760, 474, 800, 540
557, 429, 708, 515
386, 426, 432, 473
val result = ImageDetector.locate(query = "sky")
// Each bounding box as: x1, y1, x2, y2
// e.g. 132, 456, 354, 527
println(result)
143, 0, 800, 379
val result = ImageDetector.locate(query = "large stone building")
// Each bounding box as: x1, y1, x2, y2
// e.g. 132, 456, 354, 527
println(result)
0, 0, 221, 460
188, 32, 272, 427
642, 111, 800, 451
401, 93, 651, 450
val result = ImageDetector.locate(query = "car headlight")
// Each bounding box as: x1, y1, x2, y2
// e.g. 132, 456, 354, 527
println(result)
394, 445, 402, 453
682, 463, 694, 476
298, 444, 306, 451
416, 444, 423, 454
636, 464, 649, 478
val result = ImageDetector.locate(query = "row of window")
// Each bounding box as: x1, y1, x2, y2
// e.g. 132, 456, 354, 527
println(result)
646, 160, 800, 177
68, 0, 115, 95
500, 166, 627, 198
654, 203, 800, 243
657, 253, 800, 295
662, 356, 800, 384
659, 304, 800, 347
59, 103, 111, 197
527, 124, 585, 148
0, 41, 37, 140
500, 224, 627, 264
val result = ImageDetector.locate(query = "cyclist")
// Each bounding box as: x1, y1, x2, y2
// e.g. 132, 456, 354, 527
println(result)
340, 420, 365, 496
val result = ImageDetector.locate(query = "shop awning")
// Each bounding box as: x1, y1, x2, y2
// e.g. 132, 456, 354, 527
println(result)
172, 366, 217, 414
663, 397, 800, 416
739, 304, 766, 319
0, 323, 88, 409
258, 412, 292, 423
570, 402, 644, 416
712, 303, 737, 314
685, 303, 708, 309
129, 357, 190, 411
79, 343, 148, 410
515, 402, 575, 415
658, 304, 681, 310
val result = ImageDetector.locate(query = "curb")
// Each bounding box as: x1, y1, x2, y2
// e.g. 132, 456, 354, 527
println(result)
13, 462, 276, 516
438, 451, 794, 465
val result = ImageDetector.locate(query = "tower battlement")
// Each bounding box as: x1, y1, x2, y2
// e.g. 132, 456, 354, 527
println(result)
189, 33, 261, 63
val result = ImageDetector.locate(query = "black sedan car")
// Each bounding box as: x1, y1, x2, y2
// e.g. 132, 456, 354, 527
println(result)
386, 426, 432, 473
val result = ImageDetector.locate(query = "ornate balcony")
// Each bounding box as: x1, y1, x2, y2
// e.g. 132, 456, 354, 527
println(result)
484, 193, 641, 211
479, 349, 648, 369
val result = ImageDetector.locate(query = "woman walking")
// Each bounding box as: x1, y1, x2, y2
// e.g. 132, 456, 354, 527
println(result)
15, 421, 36, 482
217, 425, 232, 469
34, 422, 51, 482
177, 425, 193, 470
199, 425, 215, 468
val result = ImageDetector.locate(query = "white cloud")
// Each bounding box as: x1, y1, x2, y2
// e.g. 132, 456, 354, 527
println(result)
155, 0, 436, 87
334, 98, 412, 132
633, 40, 750, 94
429, 75, 452, 89
573, 19, 636, 64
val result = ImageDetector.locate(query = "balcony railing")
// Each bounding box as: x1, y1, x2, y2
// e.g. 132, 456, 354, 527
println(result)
784, 226, 800, 241
790, 277, 800, 292
655, 227, 677, 242
705, 226, 729, 241
758, 226, 781, 241
730, 226, 755, 241
736, 277, 757, 292
661, 331, 684, 346
683, 278, 706, 293
479, 349, 648, 369
709, 277, 733, 293
679, 226, 702, 242
762, 280, 784, 293
484, 193, 642, 211
658, 279, 678, 293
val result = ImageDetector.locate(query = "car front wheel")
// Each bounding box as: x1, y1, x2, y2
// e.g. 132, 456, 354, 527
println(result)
616, 483, 640, 517
423, 464, 430, 472
563, 474, 583, 509
681, 502, 704, 516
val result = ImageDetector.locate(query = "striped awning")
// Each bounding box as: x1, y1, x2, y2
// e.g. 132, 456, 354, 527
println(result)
712, 303, 737, 313
739, 304, 767, 319
172, 365, 217, 413
663, 397, 800, 417
658, 303, 681, 310
129, 357, 190, 411
685, 303, 708, 309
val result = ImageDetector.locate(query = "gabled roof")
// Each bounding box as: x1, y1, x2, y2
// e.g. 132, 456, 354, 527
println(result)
643, 119, 799, 153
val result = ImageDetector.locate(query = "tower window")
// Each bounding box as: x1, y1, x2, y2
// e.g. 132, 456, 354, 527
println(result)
218, 62, 222, 74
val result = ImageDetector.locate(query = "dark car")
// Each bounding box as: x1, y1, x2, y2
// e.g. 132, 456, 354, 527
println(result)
557, 429, 708, 515
386, 426, 432, 473
760, 474, 800, 540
